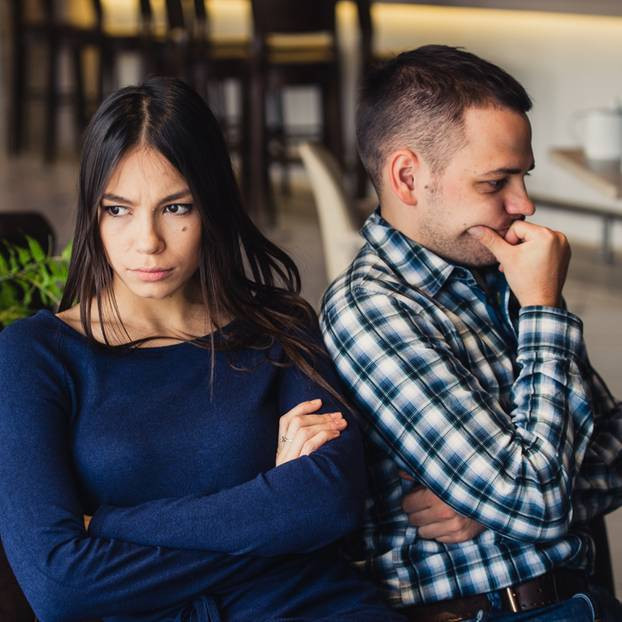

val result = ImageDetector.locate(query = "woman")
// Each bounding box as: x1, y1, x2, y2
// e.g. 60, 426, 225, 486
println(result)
0, 78, 403, 621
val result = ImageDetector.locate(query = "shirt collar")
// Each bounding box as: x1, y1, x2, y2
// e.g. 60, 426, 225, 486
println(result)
361, 207, 468, 297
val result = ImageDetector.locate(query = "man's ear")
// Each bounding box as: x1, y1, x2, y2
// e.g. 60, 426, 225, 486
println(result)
386, 149, 421, 206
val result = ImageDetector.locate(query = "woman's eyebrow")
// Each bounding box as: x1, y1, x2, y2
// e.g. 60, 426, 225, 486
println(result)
158, 189, 192, 204
101, 192, 134, 204
100, 189, 192, 205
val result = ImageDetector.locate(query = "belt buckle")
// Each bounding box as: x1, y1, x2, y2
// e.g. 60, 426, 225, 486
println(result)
503, 587, 520, 613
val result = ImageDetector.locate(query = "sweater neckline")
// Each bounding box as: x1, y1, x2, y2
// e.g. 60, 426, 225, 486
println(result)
37, 309, 238, 352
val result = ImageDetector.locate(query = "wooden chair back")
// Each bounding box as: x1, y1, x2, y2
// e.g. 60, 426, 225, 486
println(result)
0, 212, 56, 619
299, 142, 361, 282
161, 0, 210, 37
0, 213, 56, 254
589, 515, 616, 593
0, 540, 33, 621
354, 0, 373, 69
251, 0, 337, 36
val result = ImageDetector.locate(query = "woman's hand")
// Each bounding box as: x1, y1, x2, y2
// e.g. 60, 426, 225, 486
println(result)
399, 471, 486, 543
276, 399, 347, 466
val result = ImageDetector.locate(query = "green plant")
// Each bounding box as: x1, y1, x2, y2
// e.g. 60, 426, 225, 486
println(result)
0, 237, 72, 327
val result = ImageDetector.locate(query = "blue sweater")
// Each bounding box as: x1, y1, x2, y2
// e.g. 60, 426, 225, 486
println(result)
0, 311, 403, 622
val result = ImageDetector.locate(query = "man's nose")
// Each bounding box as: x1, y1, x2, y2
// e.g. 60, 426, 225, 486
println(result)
135, 216, 164, 254
506, 183, 535, 217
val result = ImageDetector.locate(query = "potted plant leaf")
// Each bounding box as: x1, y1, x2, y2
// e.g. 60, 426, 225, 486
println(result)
0, 237, 71, 329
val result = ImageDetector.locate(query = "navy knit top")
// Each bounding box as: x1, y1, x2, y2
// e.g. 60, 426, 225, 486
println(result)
0, 310, 403, 622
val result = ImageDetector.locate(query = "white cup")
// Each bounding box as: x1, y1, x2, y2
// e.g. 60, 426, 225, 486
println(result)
573, 109, 622, 161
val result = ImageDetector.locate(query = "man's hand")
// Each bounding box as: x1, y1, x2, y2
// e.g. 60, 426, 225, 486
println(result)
400, 472, 486, 543
276, 399, 347, 466
468, 220, 570, 308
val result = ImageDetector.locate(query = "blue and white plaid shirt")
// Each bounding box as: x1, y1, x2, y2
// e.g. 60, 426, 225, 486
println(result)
320, 208, 622, 607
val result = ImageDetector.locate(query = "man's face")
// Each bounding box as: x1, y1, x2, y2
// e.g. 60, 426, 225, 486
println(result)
415, 105, 535, 266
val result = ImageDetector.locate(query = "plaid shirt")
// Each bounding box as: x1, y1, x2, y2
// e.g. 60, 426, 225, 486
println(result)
320, 208, 622, 607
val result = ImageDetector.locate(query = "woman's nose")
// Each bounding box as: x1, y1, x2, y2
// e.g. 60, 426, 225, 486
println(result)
135, 217, 164, 254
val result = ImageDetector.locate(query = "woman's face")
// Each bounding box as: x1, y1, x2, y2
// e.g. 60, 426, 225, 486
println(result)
99, 146, 203, 303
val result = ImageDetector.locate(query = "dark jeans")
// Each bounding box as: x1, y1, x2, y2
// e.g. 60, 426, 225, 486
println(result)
468, 584, 622, 621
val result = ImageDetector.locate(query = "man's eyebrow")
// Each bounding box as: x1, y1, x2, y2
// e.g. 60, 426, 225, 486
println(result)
481, 162, 536, 175
101, 189, 192, 205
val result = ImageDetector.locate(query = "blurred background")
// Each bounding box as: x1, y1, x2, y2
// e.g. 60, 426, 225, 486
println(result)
1, 0, 621, 613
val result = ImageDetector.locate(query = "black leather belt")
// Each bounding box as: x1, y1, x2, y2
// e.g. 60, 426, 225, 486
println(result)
399, 568, 592, 622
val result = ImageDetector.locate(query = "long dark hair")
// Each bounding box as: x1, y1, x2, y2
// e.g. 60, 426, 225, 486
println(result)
59, 77, 339, 400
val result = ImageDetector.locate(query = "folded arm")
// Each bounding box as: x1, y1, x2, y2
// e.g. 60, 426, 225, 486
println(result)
321, 292, 594, 543
0, 327, 278, 622
572, 360, 622, 522
88, 349, 367, 556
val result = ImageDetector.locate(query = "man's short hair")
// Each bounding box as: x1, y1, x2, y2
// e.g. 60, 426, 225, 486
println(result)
356, 45, 532, 193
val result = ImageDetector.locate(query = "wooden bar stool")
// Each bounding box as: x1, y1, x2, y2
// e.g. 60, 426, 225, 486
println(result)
353, 0, 398, 198
249, 0, 343, 224
7, 0, 101, 161
97, 0, 161, 98
158, 1, 252, 198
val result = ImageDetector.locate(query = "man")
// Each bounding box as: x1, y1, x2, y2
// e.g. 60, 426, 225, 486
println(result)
320, 45, 622, 621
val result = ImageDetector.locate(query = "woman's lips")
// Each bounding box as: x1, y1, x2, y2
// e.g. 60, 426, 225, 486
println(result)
131, 268, 174, 282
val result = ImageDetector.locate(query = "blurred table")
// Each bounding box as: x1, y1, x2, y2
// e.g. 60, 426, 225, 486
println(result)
550, 147, 622, 199
544, 147, 622, 263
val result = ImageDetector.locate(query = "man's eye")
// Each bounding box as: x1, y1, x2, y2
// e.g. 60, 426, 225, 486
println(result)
165, 203, 193, 215
485, 179, 507, 191
103, 205, 129, 216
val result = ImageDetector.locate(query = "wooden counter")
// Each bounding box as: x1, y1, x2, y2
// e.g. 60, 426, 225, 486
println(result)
381, 1, 622, 18
549, 148, 622, 199
545, 148, 622, 263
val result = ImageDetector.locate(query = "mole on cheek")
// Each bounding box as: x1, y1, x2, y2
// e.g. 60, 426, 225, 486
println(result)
181, 226, 187, 232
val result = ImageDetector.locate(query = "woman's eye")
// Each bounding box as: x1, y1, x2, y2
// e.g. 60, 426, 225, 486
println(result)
165, 203, 193, 215
103, 205, 129, 216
